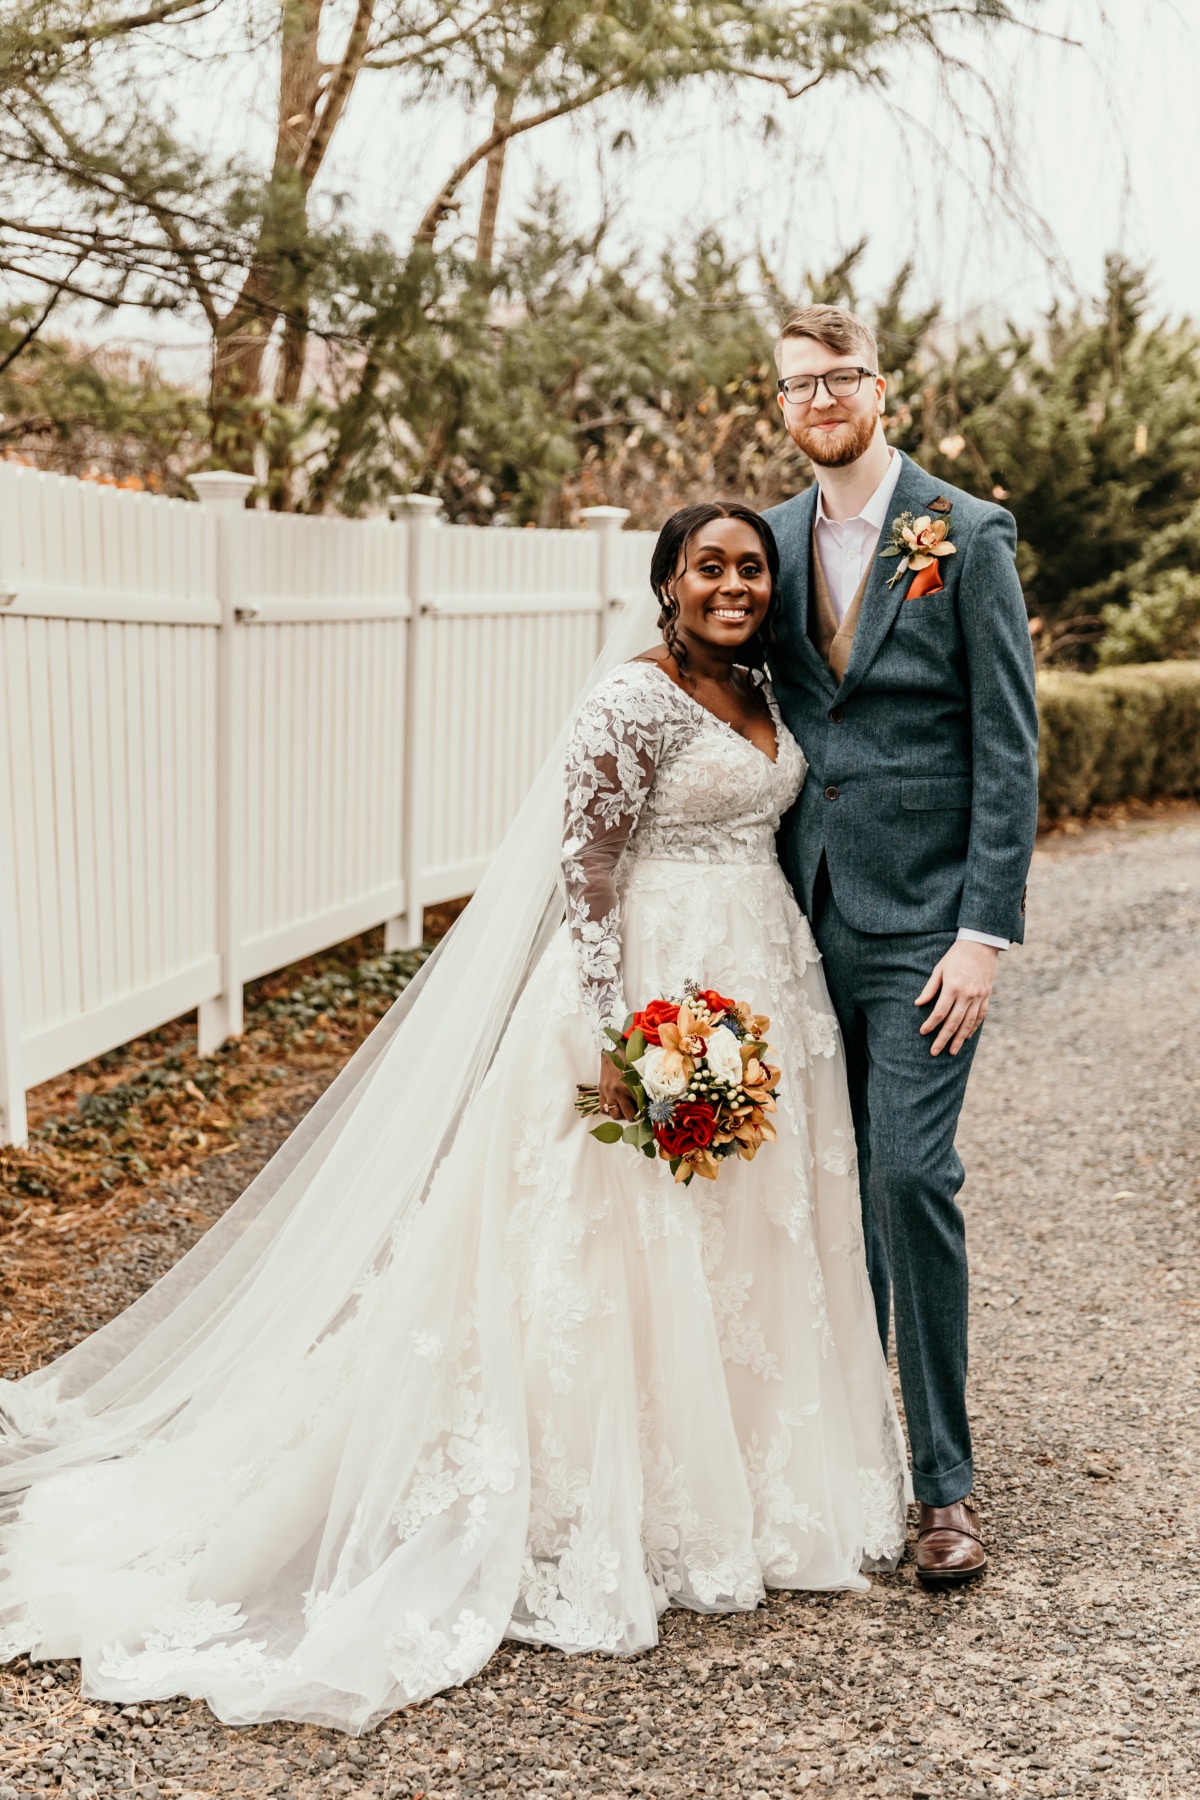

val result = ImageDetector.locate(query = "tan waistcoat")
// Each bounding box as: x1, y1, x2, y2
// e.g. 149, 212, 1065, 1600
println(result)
808, 520, 872, 684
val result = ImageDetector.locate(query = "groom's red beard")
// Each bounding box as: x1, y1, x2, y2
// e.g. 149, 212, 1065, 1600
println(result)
791, 408, 879, 468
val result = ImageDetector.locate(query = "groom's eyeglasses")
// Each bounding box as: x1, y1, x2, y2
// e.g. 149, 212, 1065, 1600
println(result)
777, 367, 877, 405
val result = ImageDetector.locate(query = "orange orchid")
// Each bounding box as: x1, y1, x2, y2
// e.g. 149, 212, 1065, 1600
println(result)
902, 515, 955, 568
658, 1002, 713, 1065
882, 508, 958, 588
664, 1147, 720, 1182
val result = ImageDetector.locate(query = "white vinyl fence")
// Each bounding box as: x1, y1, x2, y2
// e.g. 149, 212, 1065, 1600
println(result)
0, 468, 653, 1144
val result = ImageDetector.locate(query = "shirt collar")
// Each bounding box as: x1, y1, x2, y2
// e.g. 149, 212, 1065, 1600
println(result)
815, 448, 902, 532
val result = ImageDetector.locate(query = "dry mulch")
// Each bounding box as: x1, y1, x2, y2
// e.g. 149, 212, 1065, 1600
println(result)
1, 825, 1199, 1799
0, 901, 469, 1377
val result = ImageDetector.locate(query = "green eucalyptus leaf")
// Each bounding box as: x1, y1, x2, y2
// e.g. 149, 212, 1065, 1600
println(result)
590, 1121, 624, 1144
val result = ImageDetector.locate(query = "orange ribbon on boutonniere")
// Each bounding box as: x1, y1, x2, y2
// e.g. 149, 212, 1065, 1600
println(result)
880, 508, 957, 595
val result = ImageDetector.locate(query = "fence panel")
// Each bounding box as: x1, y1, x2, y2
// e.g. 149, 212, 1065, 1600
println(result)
0, 476, 656, 1144
410, 525, 602, 915
227, 513, 412, 981
0, 468, 219, 1135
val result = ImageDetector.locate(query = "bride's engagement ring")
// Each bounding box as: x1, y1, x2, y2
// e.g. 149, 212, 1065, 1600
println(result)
575, 982, 780, 1184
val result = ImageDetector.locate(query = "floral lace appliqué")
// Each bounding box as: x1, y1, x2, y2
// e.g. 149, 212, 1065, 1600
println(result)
561, 664, 806, 1046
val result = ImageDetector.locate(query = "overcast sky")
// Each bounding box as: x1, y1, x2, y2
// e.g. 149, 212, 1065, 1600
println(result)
106, 0, 1200, 374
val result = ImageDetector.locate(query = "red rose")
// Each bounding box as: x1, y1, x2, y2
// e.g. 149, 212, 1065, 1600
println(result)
654, 1101, 718, 1157
626, 999, 680, 1045
695, 988, 735, 1016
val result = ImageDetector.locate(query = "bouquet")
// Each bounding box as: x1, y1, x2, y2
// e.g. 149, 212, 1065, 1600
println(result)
576, 982, 780, 1184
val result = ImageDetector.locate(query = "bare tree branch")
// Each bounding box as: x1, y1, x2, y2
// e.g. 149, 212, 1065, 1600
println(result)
141, 194, 220, 327
299, 0, 375, 182
0, 256, 81, 373
362, 1, 505, 72
60, 0, 217, 46
413, 65, 637, 249
0, 255, 144, 308
718, 63, 829, 101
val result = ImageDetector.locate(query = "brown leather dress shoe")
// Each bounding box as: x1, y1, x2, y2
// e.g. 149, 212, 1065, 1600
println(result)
915, 1496, 987, 1586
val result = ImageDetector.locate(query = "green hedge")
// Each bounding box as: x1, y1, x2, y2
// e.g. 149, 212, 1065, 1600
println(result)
1037, 662, 1200, 822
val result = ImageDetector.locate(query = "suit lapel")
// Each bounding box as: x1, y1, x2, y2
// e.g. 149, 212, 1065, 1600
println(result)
775, 485, 833, 689
833, 452, 933, 703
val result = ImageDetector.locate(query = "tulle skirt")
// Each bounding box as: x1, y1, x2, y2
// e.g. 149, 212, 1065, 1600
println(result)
0, 853, 908, 1731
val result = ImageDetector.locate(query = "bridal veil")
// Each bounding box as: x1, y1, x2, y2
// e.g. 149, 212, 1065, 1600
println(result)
0, 597, 658, 1484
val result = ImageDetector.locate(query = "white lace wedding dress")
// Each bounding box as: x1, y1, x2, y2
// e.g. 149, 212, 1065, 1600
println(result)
0, 659, 907, 1733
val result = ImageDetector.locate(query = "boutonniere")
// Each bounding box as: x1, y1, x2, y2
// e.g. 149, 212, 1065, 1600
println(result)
880, 509, 957, 596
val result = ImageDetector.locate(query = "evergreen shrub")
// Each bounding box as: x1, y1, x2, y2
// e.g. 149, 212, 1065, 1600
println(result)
1037, 663, 1200, 822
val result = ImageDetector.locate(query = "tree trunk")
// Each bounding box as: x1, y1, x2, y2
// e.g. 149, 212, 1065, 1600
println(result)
474, 83, 515, 269
210, 267, 281, 471
303, 344, 383, 514
277, 305, 308, 408
209, 0, 323, 474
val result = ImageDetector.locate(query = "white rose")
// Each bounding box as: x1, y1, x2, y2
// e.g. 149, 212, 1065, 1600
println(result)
703, 1025, 744, 1088
634, 1047, 689, 1102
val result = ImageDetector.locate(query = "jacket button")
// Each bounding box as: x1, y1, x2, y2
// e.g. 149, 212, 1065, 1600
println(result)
829, 706, 845, 723
824, 785, 839, 801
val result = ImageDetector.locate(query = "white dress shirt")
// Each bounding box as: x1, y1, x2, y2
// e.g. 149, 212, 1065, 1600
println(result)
813, 447, 904, 623
813, 452, 1009, 952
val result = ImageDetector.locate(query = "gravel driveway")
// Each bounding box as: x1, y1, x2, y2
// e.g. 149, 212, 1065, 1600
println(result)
2, 815, 1199, 1800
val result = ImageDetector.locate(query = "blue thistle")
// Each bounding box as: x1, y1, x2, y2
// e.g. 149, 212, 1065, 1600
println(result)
648, 1098, 677, 1126
719, 1014, 745, 1038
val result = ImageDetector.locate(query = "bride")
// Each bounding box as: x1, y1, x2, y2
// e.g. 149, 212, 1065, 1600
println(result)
0, 500, 908, 1734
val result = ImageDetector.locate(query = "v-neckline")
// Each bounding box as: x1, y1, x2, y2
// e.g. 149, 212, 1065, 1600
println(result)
632, 660, 781, 767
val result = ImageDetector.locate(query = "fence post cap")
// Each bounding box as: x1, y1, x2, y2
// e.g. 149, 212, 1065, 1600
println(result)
579, 506, 632, 528
388, 493, 444, 520
190, 471, 256, 508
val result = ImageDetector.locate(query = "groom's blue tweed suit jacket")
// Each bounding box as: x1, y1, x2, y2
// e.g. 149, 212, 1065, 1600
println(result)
765, 452, 1039, 944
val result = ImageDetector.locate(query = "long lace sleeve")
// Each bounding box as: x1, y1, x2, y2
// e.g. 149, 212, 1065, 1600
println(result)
561, 671, 666, 1047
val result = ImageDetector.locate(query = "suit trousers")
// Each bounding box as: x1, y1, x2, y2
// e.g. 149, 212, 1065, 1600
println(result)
810, 859, 977, 1507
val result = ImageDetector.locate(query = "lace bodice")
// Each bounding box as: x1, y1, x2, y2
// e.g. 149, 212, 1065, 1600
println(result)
561, 661, 808, 1043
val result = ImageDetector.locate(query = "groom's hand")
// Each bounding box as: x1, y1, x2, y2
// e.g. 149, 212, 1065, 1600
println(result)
915, 941, 999, 1056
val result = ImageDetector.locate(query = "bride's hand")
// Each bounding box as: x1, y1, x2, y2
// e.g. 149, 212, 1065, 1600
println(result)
598, 1057, 639, 1122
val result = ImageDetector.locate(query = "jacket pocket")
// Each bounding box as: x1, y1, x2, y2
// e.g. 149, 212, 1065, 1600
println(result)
900, 776, 972, 811
892, 594, 957, 622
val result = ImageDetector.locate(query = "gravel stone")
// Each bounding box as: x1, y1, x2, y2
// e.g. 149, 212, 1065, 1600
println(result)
2, 811, 1199, 1797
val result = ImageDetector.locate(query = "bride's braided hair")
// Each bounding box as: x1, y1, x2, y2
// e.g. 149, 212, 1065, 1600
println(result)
649, 501, 780, 681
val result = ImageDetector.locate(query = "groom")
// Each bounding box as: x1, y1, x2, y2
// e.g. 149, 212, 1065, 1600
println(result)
765, 305, 1039, 1584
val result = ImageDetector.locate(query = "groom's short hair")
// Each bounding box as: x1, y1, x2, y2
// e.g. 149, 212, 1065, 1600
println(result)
775, 304, 878, 372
